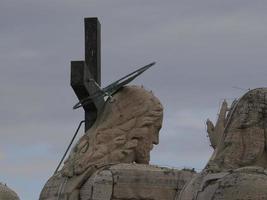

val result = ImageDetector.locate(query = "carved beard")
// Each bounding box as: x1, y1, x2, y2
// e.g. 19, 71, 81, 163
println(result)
135, 138, 152, 164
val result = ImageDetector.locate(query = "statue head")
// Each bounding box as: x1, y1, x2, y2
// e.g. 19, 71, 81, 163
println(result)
179, 88, 267, 200
0, 183, 20, 200
206, 88, 267, 171
62, 86, 163, 177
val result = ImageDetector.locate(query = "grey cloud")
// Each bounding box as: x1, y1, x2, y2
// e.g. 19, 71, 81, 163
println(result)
1, 0, 267, 199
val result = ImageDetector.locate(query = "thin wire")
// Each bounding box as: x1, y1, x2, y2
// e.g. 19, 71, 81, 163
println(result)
232, 86, 250, 91
54, 120, 85, 174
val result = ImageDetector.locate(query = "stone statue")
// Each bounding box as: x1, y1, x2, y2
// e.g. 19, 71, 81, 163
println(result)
0, 183, 20, 200
79, 163, 195, 200
39, 18, 195, 199
40, 86, 194, 200
178, 88, 267, 200
38, 17, 267, 199
40, 86, 267, 200
64, 85, 163, 176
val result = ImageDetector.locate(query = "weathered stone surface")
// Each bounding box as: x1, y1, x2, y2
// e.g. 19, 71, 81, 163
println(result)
0, 183, 20, 200
40, 86, 164, 200
63, 85, 163, 177
206, 88, 267, 171
179, 166, 267, 200
41, 80, 267, 200
179, 88, 267, 200
80, 163, 195, 200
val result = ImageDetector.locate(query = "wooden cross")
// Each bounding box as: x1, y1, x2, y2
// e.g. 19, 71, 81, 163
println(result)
71, 18, 104, 132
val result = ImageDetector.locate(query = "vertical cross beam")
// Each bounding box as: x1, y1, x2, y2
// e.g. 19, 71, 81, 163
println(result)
84, 18, 101, 131
71, 18, 102, 132
85, 18, 101, 84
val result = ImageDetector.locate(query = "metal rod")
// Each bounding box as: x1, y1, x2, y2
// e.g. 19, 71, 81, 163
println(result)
54, 120, 85, 174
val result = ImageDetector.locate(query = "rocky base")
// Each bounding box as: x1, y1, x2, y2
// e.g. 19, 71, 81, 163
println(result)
80, 163, 195, 200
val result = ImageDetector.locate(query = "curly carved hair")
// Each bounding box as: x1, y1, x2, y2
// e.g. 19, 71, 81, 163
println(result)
62, 86, 163, 177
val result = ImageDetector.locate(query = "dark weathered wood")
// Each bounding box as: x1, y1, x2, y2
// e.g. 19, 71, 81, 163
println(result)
71, 61, 89, 101
71, 18, 102, 132
70, 61, 97, 131
84, 17, 101, 85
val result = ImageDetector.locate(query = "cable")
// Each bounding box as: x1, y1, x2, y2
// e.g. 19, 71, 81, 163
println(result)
54, 120, 85, 174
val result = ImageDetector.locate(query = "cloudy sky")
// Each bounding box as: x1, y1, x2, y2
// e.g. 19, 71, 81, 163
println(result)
1, 0, 267, 199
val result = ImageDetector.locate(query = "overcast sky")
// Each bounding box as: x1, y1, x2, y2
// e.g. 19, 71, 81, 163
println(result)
1, 0, 267, 199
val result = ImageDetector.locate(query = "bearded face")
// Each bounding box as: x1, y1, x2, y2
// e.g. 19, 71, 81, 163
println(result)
133, 117, 162, 164
61, 86, 163, 177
